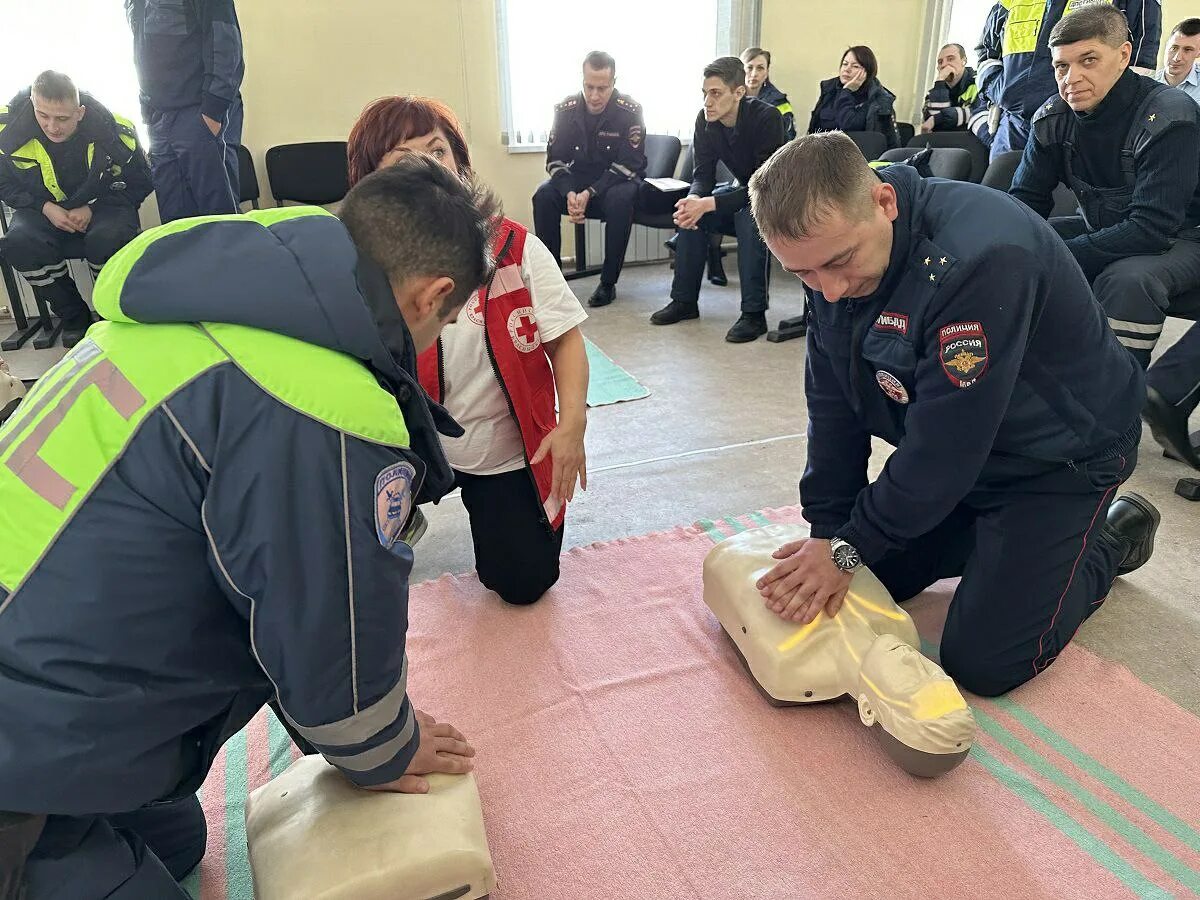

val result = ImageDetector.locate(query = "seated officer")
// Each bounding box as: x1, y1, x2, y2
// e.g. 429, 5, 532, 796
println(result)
0, 71, 151, 347
0, 157, 487, 897
920, 43, 986, 135
741, 47, 796, 140
652, 56, 786, 343
1009, 6, 1200, 369
532, 51, 645, 309
748, 132, 1157, 698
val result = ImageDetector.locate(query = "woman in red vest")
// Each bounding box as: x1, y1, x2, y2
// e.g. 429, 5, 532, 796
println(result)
348, 96, 590, 605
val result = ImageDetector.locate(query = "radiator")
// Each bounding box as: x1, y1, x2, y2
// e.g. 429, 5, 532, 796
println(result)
579, 221, 671, 266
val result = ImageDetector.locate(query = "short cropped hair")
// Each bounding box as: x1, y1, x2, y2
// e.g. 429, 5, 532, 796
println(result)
741, 47, 771, 67
843, 46, 880, 84
347, 95, 472, 186
749, 132, 878, 241
31, 70, 78, 105
583, 51, 616, 76
1049, 5, 1132, 48
940, 43, 967, 60
1173, 17, 1200, 38
704, 56, 747, 90
339, 156, 500, 313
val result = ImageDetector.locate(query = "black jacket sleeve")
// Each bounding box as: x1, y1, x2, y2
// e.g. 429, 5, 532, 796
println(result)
836, 245, 1042, 565
975, 3, 1007, 104
199, 0, 244, 121
1065, 125, 1200, 279
1008, 125, 1061, 220
800, 320, 873, 539
589, 104, 647, 197
689, 113, 716, 198
1125, 0, 1162, 71
0, 162, 49, 210
203, 392, 423, 788
545, 105, 574, 185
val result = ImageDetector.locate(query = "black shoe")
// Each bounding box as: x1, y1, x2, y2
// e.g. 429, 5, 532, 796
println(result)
707, 256, 728, 286
725, 313, 768, 343
1144, 387, 1200, 470
1104, 492, 1160, 577
650, 300, 699, 325
60, 314, 93, 349
588, 283, 616, 308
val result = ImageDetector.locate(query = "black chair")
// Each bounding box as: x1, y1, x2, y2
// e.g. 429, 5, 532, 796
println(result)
897, 122, 916, 146
880, 146, 973, 182
980, 150, 1024, 192
235, 144, 261, 209
844, 131, 888, 162
569, 133, 682, 279
906, 131, 990, 183
265, 141, 349, 206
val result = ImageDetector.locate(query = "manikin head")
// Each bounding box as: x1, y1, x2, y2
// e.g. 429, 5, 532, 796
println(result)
31, 70, 84, 144
1049, 5, 1133, 113
1164, 18, 1200, 85
702, 56, 747, 127
581, 50, 617, 115
750, 132, 899, 303
338, 156, 499, 354
741, 47, 772, 96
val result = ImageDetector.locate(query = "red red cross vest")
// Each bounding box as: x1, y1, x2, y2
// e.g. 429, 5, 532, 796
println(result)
417, 218, 564, 529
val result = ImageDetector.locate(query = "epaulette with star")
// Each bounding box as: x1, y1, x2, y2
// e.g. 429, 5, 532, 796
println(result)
615, 95, 642, 114
555, 95, 579, 112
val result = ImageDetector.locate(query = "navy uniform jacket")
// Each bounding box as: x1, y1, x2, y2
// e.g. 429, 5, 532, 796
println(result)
803, 165, 1143, 566
0, 213, 462, 815
545, 90, 646, 197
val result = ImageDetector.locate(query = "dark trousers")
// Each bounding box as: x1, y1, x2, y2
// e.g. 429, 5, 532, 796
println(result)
1148, 320, 1200, 419
0, 205, 140, 324
871, 449, 1134, 697
147, 97, 243, 223
1052, 217, 1200, 368
670, 205, 769, 314
532, 175, 637, 286
456, 468, 564, 606
22, 795, 205, 899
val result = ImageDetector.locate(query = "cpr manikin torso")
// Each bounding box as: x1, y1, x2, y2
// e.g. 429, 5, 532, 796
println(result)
245, 755, 495, 900
703, 524, 976, 776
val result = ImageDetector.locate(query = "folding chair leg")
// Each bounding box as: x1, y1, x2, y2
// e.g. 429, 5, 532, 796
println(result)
767, 313, 808, 343
30, 294, 61, 350
574, 222, 587, 273
1, 258, 41, 350
2, 317, 43, 351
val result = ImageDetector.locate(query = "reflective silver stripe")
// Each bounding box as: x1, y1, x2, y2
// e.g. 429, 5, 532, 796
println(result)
162, 402, 212, 473
1115, 334, 1159, 350
1107, 318, 1163, 335
547, 161, 572, 175
16, 261, 69, 279
927, 101, 951, 109
323, 704, 417, 773
0, 342, 100, 458
283, 657, 409, 747
956, 108, 968, 127
611, 163, 635, 178
977, 58, 1002, 77
340, 433, 358, 712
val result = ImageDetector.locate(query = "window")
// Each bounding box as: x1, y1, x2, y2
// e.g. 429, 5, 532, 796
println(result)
496, 0, 753, 149
0, 2, 144, 139
946, 0, 996, 65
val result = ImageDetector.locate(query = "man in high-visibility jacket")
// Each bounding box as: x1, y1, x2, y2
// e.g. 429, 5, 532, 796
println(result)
0, 156, 496, 898
0, 70, 151, 347
975, 0, 1161, 158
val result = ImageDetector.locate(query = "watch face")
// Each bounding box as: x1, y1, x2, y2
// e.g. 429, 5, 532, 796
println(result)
833, 544, 861, 570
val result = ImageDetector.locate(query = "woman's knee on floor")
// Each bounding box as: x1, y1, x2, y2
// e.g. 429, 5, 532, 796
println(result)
484, 563, 561, 606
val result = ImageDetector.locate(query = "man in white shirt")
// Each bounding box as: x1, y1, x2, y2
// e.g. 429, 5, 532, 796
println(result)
1156, 17, 1200, 104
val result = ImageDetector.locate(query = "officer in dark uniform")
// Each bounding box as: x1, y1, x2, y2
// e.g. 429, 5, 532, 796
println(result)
532, 50, 646, 309
748, 132, 1159, 698
0, 71, 151, 347
1010, 6, 1200, 370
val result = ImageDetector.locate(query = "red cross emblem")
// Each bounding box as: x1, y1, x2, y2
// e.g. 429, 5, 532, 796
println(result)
507, 306, 540, 353
465, 295, 484, 326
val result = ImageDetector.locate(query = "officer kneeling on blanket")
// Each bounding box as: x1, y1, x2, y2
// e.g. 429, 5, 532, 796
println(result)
748, 132, 1160, 698
0, 156, 490, 898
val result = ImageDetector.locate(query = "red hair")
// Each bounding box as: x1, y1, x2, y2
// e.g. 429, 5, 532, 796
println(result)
347, 96, 472, 187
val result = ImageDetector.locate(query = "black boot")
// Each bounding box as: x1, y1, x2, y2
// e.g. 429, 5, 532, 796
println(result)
707, 240, 727, 286
588, 283, 616, 308
35, 278, 90, 347
725, 312, 768, 343
60, 311, 94, 349
1104, 493, 1160, 577
1143, 387, 1200, 470
650, 300, 700, 325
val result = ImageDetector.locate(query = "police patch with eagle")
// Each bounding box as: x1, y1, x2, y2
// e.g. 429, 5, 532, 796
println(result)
939, 321, 988, 388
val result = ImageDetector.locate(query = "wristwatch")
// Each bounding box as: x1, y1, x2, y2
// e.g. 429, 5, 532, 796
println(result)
829, 537, 862, 573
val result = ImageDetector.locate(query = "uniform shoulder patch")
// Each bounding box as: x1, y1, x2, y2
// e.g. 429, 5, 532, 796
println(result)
1032, 95, 1070, 124
939, 321, 988, 388
616, 95, 642, 113
375, 460, 416, 550
555, 95, 580, 112
915, 240, 957, 289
